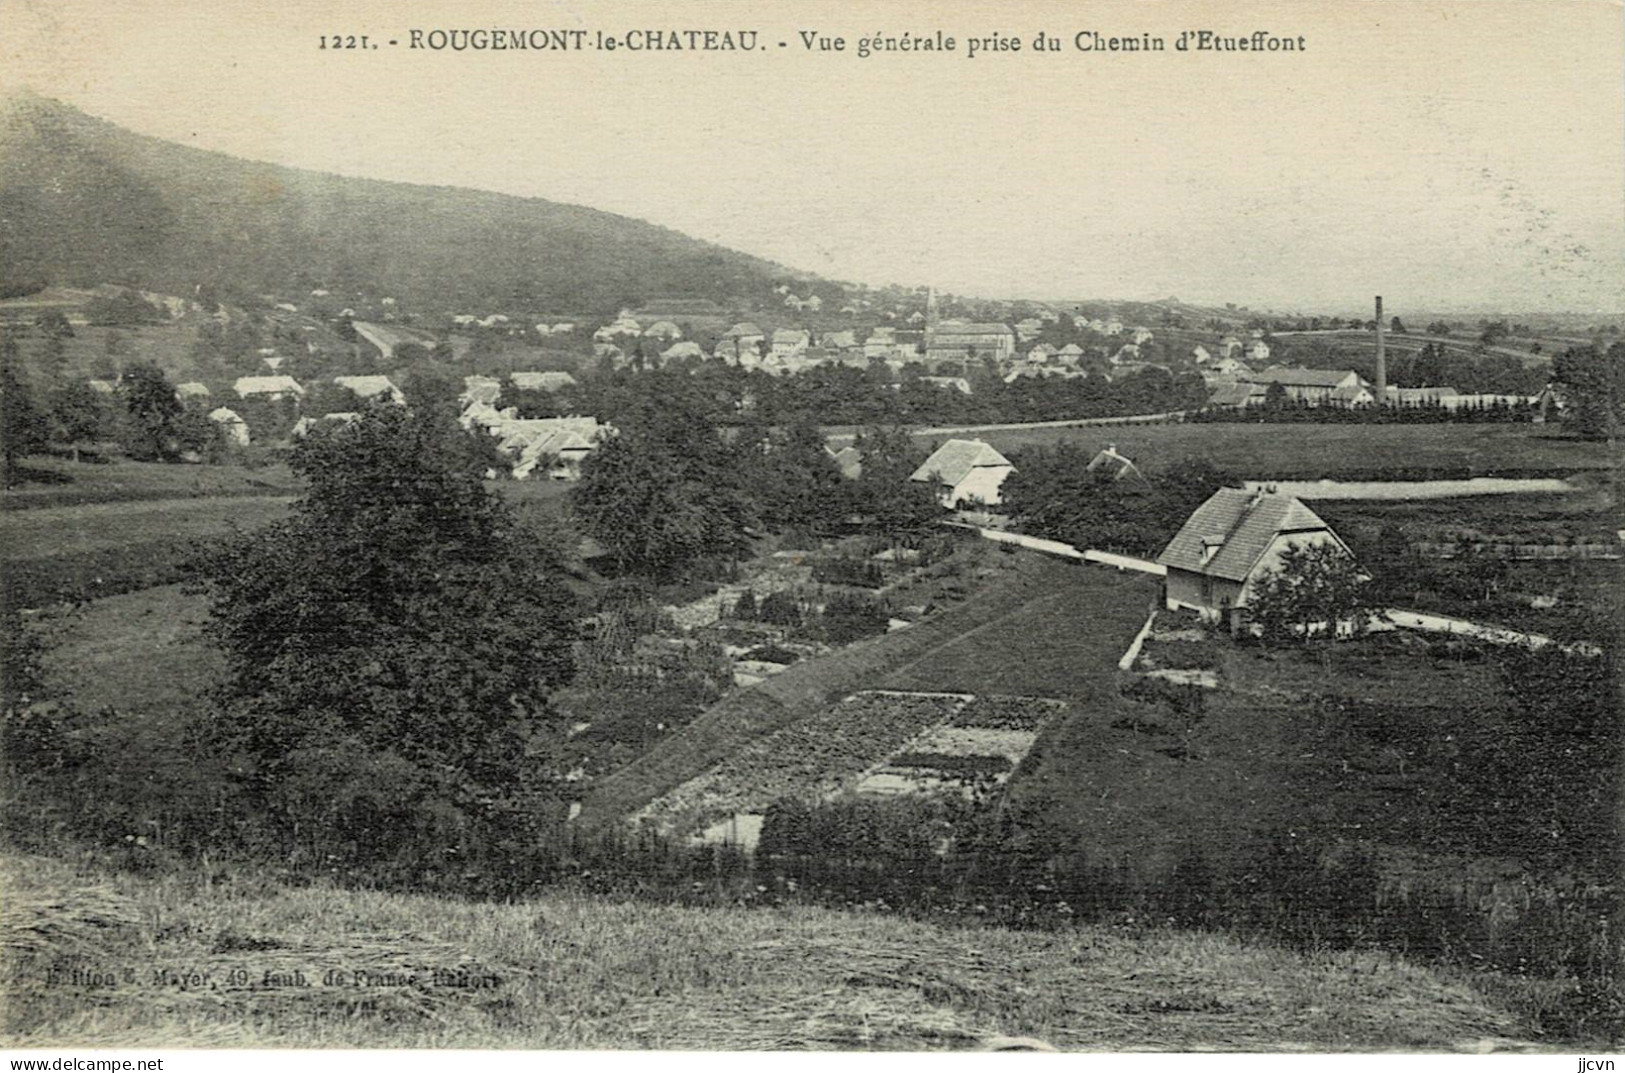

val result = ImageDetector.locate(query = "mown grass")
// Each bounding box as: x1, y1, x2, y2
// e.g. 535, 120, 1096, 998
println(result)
1, 458, 300, 511
0, 854, 1537, 1051
879, 564, 1154, 697
33, 585, 222, 722
0, 496, 294, 608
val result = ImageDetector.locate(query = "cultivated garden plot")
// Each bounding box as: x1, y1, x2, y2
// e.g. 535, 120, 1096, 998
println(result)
855, 694, 1069, 799
636, 690, 973, 833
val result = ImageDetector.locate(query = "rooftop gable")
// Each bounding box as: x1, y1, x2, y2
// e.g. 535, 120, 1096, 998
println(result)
1157, 488, 1339, 582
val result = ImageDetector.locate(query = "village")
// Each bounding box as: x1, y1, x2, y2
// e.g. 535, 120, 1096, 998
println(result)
0, 63, 1620, 1053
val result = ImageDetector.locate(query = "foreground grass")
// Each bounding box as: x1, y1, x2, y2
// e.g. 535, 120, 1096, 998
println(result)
0, 854, 1537, 1051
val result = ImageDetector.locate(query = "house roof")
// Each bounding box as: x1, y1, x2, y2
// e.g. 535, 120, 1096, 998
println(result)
352, 321, 436, 356
1086, 445, 1143, 480
234, 375, 304, 397
826, 444, 863, 479
334, 375, 402, 400
175, 381, 210, 397
772, 328, 809, 344
726, 322, 763, 338
930, 322, 1014, 338
460, 376, 502, 406
1058, 344, 1084, 356
910, 439, 1013, 487
1157, 488, 1338, 583
644, 320, 682, 337
1246, 367, 1361, 389
1207, 382, 1266, 407
511, 371, 577, 391
495, 416, 603, 454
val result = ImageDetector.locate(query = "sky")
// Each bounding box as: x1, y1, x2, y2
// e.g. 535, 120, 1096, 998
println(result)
3, 0, 1622, 315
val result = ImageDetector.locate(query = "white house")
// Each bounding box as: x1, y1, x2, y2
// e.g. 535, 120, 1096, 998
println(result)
771, 329, 810, 359
511, 371, 577, 393
910, 439, 1016, 509
1157, 487, 1355, 632
234, 375, 304, 401
460, 375, 502, 407
333, 375, 406, 406
208, 407, 250, 447
493, 416, 609, 480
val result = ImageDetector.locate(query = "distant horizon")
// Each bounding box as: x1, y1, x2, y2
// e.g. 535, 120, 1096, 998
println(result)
2, 0, 1621, 318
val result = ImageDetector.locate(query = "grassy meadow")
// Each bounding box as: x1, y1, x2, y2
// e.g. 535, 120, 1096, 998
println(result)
0, 853, 1539, 1051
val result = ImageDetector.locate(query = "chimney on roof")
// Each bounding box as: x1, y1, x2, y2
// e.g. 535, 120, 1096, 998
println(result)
1374, 295, 1387, 402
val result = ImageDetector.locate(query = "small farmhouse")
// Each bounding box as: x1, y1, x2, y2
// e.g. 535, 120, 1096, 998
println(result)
460, 375, 502, 407
1157, 487, 1355, 630
511, 371, 577, 393
1085, 443, 1143, 481
333, 375, 406, 405
208, 407, 250, 447
910, 438, 1016, 509
771, 329, 810, 359
494, 416, 608, 480
234, 375, 304, 401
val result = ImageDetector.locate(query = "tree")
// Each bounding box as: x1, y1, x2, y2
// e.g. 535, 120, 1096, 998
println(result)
847, 425, 940, 543
118, 362, 187, 460
47, 380, 108, 461
0, 350, 47, 480
1552, 344, 1624, 442
571, 401, 755, 578
1390, 316, 1406, 335
744, 417, 847, 534
198, 405, 578, 874
1245, 542, 1379, 645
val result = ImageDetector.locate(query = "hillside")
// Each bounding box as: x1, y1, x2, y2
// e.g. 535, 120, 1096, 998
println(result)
0, 854, 1539, 1050
0, 91, 794, 314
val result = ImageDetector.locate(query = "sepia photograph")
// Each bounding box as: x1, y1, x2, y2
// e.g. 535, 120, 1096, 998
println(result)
0, 0, 1620, 1058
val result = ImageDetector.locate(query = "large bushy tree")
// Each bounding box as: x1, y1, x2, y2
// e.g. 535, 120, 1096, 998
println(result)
1, 345, 47, 479
1245, 542, 1379, 644
1553, 343, 1625, 442
198, 405, 578, 873
571, 400, 755, 578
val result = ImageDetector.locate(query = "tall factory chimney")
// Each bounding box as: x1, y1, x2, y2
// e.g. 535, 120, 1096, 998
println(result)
1374, 295, 1387, 403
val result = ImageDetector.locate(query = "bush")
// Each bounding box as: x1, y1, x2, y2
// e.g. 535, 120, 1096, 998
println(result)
810, 557, 885, 589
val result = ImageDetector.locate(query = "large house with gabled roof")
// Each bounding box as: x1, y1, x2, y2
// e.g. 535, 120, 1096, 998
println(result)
910, 438, 1016, 509
1157, 487, 1355, 629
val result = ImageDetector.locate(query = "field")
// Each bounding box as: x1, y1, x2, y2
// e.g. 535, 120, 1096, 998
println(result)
638, 690, 973, 833
1, 457, 300, 510
1008, 623, 1546, 877
578, 554, 1157, 827
0, 854, 1539, 1051
0, 496, 295, 608
0, 459, 578, 608
33, 584, 221, 722
890, 423, 1611, 478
